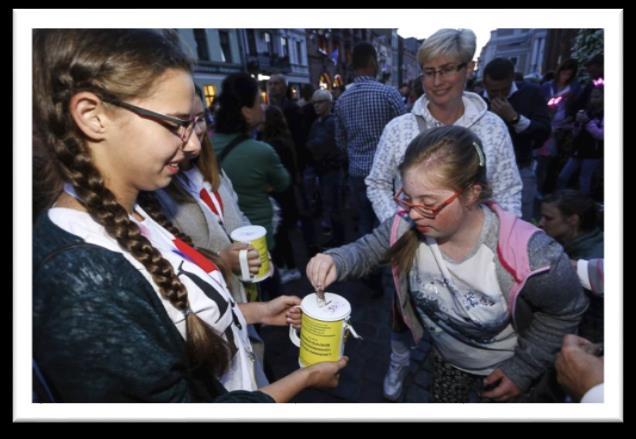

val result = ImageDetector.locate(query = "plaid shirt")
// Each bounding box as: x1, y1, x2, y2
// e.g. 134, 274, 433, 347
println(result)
334, 76, 405, 177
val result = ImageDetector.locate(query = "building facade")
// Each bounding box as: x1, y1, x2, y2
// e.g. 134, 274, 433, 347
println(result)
372, 29, 400, 87
477, 29, 548, 80
399, 36, 422, 86
243, 29, 310, 102
542, 29, 579, 75
306, 29, 368, 92
306, 29, 411, 91
178, 28, 417, 106
177, 29, 310, 106
176, 29, 245, 108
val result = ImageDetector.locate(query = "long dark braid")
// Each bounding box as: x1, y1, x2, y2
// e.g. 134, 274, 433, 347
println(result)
34, 29, 231, 376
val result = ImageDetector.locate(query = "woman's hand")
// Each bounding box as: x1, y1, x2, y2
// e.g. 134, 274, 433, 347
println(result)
304, 356, 349, 389
260, 295, 302, 327
305, 253, 338, 293
481, 368, 522, 401
258, 356, 349, 402
219, 242, 261, 275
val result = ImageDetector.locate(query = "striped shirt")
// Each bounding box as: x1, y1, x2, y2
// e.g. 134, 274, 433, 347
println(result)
334, 76, 405, 177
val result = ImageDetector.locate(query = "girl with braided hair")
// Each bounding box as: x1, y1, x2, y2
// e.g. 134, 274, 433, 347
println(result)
33, 29, 346, 403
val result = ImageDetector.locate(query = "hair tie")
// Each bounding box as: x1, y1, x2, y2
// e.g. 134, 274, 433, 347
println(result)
473, 141, 485, 167
182, 306, 193, 318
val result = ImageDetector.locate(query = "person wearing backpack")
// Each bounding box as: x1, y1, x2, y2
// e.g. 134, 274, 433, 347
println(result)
211, 73, 290, 254
212, 73, 291, 301
306, 126, 587, 402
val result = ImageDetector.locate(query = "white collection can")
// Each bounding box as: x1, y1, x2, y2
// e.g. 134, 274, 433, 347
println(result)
289, 292, 362, 367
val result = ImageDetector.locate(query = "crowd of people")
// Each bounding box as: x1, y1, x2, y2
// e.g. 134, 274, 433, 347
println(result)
32, 28, 606, 405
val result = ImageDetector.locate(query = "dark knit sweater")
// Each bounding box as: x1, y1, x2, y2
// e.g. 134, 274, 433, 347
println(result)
33, 212, 273, 403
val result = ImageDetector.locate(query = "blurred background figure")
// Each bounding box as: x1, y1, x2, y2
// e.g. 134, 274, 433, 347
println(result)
536, 58, 582, 198
334, 42, 405, 240
405, 74, 425, 112
556, 82, 603, 200
482, 57, 551, 222
305, 89, 346, 247
213, 73, 291, 299
539, 189, 603, 343
399, 82, 410, 106
261, 105, 304, 285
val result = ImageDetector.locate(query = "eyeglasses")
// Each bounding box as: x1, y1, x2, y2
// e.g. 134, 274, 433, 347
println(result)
393, 187, 465, 219
103, 97, 204, 143
422, 62, 467, 81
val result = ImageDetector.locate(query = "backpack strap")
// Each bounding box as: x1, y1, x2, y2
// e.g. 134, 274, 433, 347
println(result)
414, 114, 428, 133
217, 134, 250, 166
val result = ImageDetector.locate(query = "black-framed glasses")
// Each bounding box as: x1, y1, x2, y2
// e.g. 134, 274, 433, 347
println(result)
422, 62, 468, 81
393, 187, 466, 220
103, 97, 203, 143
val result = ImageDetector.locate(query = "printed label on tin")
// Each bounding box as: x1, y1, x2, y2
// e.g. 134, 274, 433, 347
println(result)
299, 315, 344, 366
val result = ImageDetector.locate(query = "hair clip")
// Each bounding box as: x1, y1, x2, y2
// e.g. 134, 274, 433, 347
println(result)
473, 141, 485, 167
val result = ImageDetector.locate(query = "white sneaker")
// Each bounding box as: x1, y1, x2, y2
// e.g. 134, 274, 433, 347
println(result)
382, 359, 409, 401
280, 268, 302, 284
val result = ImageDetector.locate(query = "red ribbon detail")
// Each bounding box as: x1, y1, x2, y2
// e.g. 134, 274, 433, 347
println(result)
173, 237, 218, 273
199, 188, 224, 218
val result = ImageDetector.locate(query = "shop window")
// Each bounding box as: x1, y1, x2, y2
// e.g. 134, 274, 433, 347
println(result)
297, 41, 303, 65
203, 84, 216, 109
219, 30, 233, 63
193, 29, 210, 61
247, 29, 257, 56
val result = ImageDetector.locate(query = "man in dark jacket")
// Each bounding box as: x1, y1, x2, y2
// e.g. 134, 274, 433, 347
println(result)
483, 58, 551, 221
306, 89, 346, 245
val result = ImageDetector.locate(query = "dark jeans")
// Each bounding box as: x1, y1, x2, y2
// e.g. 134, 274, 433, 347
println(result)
258, 266, 281, 301
299, 167, 319, 253
557, 158, 603, 195
318, 169, 344, 229
318, 168, 345, 246
348, 175, 378, 240
520, 165, 538, 222
272, 185, 301, 269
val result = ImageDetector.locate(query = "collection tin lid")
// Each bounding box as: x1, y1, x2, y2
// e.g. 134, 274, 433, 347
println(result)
230, 225, 266, 241
301, 292, 351, 321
